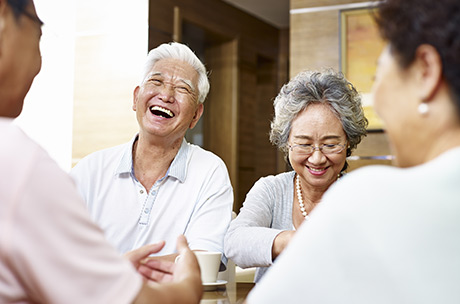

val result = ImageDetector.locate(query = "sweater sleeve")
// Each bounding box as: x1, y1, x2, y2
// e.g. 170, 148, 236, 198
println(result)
224, 176, 288, 268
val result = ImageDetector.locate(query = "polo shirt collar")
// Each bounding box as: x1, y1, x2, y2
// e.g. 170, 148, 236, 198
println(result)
115, 135, 138, 175
168, 139, 189, 183
115, 135, 189, 183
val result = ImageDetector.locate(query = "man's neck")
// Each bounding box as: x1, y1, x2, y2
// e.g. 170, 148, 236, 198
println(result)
132, 134, 183, 192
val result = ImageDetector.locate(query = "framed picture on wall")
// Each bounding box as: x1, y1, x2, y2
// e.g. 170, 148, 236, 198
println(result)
339, 7, 386, 130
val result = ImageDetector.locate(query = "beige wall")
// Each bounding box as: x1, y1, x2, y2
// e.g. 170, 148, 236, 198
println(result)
72, 0, 148, 166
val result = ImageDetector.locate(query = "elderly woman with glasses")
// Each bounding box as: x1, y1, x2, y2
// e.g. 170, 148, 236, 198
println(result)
224, 69, 368, 282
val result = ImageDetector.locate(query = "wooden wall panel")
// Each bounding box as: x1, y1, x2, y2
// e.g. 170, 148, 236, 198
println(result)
149, 0, 279, 59
204, 40, 239, 191
237, 63, 258, 206
290, 11, 340, 76
276, 29, 291, 172
254, 58, 278, 178
238, 65, 257, 170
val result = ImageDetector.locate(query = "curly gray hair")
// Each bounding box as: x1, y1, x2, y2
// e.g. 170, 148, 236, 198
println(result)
270, 69, 368, 171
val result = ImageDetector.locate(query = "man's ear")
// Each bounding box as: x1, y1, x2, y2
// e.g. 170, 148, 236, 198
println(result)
132, 86, 140, 111
189, 103, 204, 129
413, 44, 443, 102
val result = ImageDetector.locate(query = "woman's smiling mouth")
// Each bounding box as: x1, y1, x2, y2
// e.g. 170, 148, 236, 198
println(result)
307, 166, 328, 176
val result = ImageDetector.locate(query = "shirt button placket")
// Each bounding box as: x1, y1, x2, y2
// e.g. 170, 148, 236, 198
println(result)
138, 187, 150, 225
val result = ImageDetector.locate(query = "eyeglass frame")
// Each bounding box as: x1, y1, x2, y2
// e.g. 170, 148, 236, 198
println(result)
288, 142, 347, 155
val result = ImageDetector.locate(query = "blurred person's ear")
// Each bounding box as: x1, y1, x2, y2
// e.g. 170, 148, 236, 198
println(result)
413, 44, 443, 103
0, 0, 6, 41
0, 0, 7, 70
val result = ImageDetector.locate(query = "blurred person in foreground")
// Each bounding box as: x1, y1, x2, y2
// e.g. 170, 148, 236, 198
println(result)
70, 42, 233, 268
247, 0, 460, 302
0, 0, 202, 303
225, 69, 367, 282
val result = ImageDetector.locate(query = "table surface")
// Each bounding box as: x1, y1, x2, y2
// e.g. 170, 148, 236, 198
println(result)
200, 282, 255, 303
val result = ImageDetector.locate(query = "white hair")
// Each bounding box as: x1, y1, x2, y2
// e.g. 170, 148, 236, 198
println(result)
141, 42, 210, 104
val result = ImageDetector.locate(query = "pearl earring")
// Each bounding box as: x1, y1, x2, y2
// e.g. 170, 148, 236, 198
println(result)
418, 103, 429, 115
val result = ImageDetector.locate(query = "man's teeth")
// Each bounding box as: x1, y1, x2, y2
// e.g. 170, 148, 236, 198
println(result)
150, 106, 174, 118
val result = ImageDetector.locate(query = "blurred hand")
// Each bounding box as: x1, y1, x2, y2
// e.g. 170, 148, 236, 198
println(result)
129, 236, 202, 287
132, 236, 202, 304
171, 235, 201, 285
124, 241, 166, 273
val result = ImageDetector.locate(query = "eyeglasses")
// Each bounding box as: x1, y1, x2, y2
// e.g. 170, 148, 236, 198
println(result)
288, 143, 346, 155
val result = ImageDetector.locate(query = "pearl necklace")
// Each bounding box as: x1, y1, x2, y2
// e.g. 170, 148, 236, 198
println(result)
295, 174, 309, 220
296, 173, 342, 221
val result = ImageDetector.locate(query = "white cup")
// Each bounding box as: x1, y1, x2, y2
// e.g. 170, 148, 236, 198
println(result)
195, 251, 222, 283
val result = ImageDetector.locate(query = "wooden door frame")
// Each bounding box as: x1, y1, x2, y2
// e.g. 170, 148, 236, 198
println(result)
173, 6, 239, 203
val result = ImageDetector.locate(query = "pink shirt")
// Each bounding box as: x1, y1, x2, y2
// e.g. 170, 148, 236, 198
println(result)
0, 118, 142, 303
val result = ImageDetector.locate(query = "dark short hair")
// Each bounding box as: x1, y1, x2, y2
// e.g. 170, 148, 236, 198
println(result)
7, 0, 30, 20
374, 0, 460, 113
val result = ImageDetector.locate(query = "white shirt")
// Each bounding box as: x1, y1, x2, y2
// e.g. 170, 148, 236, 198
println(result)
0, 118, 142, 304
71, 136, 233, 265
248, 147, 460, 304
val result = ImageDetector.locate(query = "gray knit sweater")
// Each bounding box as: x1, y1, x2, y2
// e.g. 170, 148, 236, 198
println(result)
224, 171, 296, 282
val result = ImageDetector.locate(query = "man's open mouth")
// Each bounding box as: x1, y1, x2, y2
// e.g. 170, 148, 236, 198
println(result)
149, 105, 174, 118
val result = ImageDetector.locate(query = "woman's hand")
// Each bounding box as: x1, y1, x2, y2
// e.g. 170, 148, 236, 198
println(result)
272, 230, 296, 260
